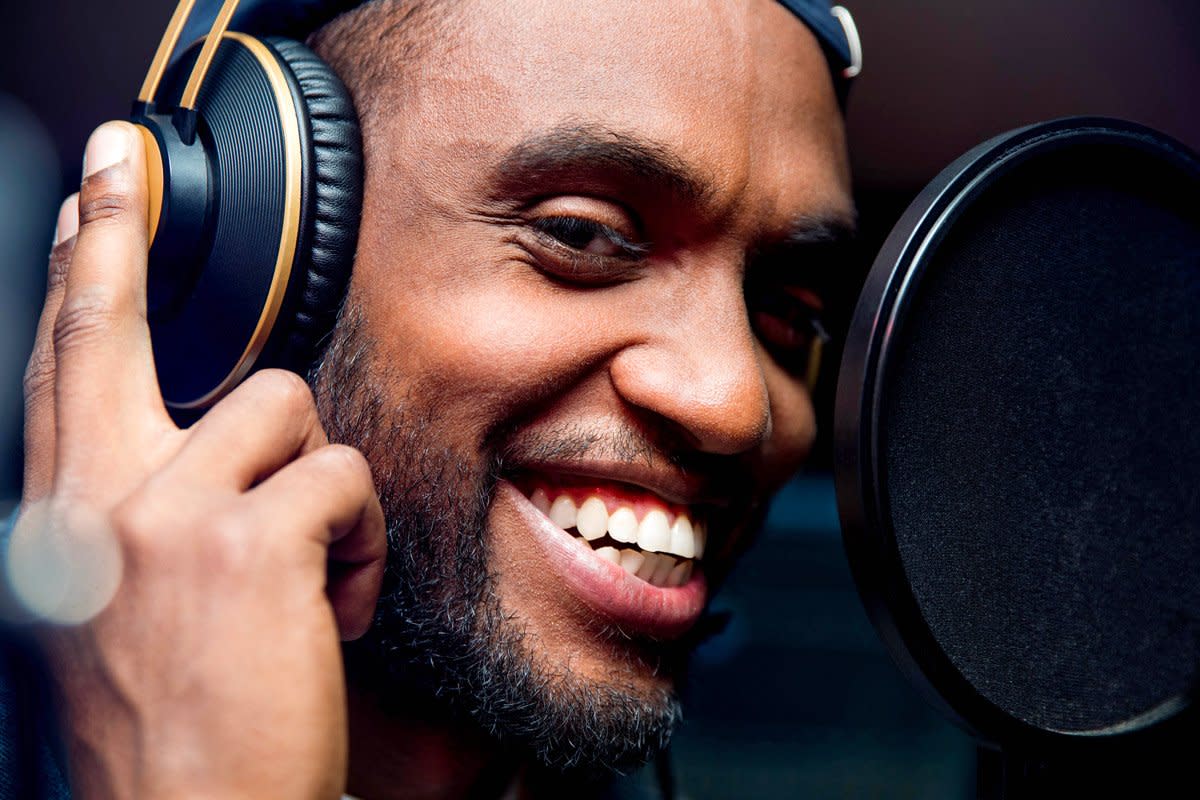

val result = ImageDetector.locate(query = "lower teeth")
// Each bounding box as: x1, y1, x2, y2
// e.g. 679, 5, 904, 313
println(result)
574, 534, 692, 587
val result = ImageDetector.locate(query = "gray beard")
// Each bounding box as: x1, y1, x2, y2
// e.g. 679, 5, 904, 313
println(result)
308, 305, 682, 776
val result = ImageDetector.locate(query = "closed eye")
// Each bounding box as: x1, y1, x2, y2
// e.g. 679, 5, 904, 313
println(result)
532, 216, 649, 260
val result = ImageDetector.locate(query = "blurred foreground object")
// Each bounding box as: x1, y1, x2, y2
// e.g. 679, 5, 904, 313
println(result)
0, 93, 59, 502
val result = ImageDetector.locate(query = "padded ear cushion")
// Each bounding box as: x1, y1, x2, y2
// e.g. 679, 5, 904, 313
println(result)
263, 36, 363, 373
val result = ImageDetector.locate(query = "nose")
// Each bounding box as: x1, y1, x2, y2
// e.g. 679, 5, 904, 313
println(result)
608, 277, 771, 455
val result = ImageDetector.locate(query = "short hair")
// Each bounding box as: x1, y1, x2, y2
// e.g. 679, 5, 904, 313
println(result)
307, 0, 456, 125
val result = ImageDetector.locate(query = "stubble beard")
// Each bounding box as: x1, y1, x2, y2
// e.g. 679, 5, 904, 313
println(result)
308, 306, 682, 776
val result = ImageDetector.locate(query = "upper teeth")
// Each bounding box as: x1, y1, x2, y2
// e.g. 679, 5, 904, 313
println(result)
529, 487, 706, 562
669, 515, 695, 559
576, 497, 608, 540
607, 506, 638, 543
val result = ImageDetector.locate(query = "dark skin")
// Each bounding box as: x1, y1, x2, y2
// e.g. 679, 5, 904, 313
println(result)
342, 0, 852, 794
21, 0, 852, 797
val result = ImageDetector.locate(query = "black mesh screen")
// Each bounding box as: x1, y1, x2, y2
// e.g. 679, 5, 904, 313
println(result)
879, 143, 1200, 733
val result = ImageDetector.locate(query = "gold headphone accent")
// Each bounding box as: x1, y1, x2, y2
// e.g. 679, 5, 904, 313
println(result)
171, 32, 303, 410
805, 335, 823, 395
137, 125, 165, 246
137, 0, 198, 105
179, 0, 243, 111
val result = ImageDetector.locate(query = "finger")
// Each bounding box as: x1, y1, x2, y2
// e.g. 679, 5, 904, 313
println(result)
247, 444, 386, 640
165, 369, 330, 491
53, 192, 81, 251
53, 122, 168, 479
22, 195, 79, 503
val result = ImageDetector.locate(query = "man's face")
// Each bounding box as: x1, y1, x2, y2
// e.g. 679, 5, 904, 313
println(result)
314, 0, 853, 771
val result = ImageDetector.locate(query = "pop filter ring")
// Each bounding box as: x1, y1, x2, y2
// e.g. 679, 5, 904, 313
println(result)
834, 116, 1200, 758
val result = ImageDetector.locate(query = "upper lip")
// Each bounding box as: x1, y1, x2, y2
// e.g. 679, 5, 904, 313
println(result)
512, 458, 729, 509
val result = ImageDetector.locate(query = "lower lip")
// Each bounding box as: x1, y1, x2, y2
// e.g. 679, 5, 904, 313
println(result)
495, 480, 708, 638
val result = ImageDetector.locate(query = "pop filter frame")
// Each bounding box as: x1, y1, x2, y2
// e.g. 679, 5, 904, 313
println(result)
834, 116, 1200, 759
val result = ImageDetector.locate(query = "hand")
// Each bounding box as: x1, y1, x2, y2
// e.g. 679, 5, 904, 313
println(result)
16, 121, 386, 799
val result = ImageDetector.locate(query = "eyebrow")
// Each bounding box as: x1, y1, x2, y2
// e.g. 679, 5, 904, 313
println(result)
750, 213, 858, 270
487, 123, 860, 257
749, 213, 862, 291
779, 213, 857, 248
488, 123, 713, 206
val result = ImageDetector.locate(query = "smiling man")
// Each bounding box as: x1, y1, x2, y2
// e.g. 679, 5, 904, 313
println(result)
7, 0, 858, 798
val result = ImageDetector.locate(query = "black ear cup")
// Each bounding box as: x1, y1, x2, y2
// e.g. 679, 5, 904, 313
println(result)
260, 36, 362, 378
137, 33, 362, 413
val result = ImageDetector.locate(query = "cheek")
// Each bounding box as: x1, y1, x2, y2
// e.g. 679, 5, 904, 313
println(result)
348, 222, 614, 431
758, 360, 818, 485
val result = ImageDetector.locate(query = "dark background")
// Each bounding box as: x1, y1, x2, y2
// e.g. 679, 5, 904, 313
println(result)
2, 2, 1198, 797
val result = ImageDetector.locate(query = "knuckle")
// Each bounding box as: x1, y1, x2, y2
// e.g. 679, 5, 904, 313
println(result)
46, 243, 74, 292
201, 510, 255, 569
206, 510, 249, 549
110, 494, 162, 555
254, 369, 316, 418
53, 290, 122, 353
115, 492, 255, 572
77, 183, 136, 229
22, 345, 55, 403
319, 444, 372, 485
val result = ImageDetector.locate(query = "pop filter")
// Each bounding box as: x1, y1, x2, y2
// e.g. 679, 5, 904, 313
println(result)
834, 118, 1200, 793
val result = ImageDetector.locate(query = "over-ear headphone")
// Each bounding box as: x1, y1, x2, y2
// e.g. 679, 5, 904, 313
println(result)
133, 0, 860, 414
132, 0, 362, 413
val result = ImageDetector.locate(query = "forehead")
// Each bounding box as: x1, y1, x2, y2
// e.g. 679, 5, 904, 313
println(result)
372, 0, 851, 226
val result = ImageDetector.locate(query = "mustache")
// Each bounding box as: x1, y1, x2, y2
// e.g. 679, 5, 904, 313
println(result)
499, 425, 654, 465
492, 422, 759, 507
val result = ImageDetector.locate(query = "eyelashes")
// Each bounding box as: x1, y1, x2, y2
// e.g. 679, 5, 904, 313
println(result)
525, 215, 651, 283
744, 281, 831, 382
532, 216, 649, 260
518, 209, 833, 382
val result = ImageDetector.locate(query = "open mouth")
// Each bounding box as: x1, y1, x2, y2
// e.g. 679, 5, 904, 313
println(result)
514, 478, 707, 589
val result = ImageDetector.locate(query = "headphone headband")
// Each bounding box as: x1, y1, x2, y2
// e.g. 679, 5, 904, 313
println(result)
176, 0, 863, 90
